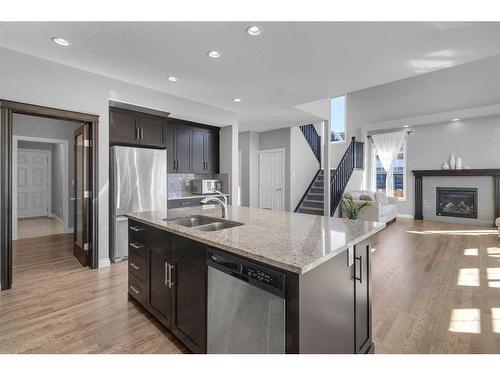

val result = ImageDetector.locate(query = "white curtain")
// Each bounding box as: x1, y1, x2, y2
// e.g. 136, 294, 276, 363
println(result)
371, 131, 407, 197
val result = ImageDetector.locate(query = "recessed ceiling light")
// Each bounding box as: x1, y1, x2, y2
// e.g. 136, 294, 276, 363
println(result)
246, 25, 263, 36
403, 124, 410, 128
51, 37, 71, 46
167, 76, 178, 82
452, 118, 460, 122
233, 98, 242, 103
207, 50, 221, 59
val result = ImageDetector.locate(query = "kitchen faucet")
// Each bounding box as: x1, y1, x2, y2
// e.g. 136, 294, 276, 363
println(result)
200, 190, 228, 219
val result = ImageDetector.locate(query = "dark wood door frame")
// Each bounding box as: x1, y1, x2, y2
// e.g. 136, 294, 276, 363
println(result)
0, 99, 100, 290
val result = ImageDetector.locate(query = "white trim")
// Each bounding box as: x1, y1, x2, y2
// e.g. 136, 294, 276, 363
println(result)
12, 135, 71, 239
258, 148, 286, 211
397, 213, 414, 219
98, 258, 111, 268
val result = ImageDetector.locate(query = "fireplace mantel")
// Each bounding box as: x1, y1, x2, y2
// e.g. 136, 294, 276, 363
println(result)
411, 169, 500, 220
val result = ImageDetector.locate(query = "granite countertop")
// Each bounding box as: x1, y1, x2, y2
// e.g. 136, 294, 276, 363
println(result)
125, 205, 385, 274
168, 193, 229, 200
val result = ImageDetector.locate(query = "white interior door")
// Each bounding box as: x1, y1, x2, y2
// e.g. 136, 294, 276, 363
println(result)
259, 149, 284, 211
17, 150, 50, 218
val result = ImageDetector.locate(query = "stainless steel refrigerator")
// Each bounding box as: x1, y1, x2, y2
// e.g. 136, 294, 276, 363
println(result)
110, 146, 167, 262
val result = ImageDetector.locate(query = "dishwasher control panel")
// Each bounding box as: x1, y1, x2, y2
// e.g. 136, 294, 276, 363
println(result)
243, 266, 278, 287
207, 248, 286, 297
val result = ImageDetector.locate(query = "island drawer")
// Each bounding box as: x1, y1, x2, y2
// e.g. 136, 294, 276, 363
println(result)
170, 233, 206, 267
128, 253, 147, 282
128, 273, 147, 305
129, 240, 148, 258
129, 221, 150, 241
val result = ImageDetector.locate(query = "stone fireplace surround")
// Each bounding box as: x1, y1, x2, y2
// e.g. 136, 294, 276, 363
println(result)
412, 169, 500, 225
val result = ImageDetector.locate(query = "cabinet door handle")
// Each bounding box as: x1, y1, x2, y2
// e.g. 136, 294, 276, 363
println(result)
165, 262, 170, 286
129, 285, 140, 295
177, 160, 179, 170
130, 242, 145, 249
130, 226, 145, 232
168, 264, 175, 288
130, 262, 140, 270
354, 256, 363, 283
140, 128, 144, 140
173, 160, 177, 170
135, 127, 140, 140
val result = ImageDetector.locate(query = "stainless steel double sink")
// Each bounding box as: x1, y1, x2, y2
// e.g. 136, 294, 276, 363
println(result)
163, 215, 243, 232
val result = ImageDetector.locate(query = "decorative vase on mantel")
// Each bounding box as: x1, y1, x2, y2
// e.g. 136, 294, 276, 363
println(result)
443, 162, 450, 170
449, 154, 456, 170
456, 157, 463, 170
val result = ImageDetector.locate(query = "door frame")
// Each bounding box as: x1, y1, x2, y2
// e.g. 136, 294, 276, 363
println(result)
1, 100, 100, 290
258, 148, 285, 211
13, 148, 52, 229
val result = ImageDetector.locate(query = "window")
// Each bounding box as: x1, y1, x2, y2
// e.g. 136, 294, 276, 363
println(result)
330, 95, 346, 142
372, 141, 407, 200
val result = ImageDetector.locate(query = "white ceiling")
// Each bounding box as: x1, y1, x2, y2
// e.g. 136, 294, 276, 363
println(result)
1, 22, 500, 132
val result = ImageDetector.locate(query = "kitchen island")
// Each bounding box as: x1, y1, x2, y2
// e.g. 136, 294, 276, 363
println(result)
125, 205, 385, 354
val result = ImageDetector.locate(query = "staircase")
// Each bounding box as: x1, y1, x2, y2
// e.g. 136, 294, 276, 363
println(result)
296, 169, 332, 215
295, 135, 364, 216
299, 124, 321, 164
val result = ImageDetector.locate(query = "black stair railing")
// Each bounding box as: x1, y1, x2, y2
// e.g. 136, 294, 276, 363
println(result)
299, 124, 321, 165
330, 137, 364, 216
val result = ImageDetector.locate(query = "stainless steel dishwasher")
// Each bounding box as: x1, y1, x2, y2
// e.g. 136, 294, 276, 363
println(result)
207, 248, 286, 354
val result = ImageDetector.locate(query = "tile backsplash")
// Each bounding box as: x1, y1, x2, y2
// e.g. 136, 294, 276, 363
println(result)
167, 173, 229, 199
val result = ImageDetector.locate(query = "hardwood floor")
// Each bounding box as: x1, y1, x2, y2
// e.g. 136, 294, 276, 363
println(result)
0, 234, 187, 353
16, 217, 66, 239
2, 219, 500, 354
372, 219, 500, 353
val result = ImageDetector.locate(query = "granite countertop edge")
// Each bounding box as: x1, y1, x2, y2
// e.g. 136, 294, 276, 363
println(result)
125, 208, 385, 275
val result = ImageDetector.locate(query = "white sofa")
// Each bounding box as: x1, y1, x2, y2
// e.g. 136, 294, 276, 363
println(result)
342, 190, 398, 223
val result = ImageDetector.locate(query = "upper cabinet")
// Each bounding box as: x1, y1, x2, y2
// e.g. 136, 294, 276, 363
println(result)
110, 107, 220, 174
166, 118, 220, 174
109, 107, 166, 148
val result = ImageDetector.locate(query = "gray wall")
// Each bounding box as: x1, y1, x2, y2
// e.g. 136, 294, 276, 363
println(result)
14, 114, 79, 228
366, 115, 500, 223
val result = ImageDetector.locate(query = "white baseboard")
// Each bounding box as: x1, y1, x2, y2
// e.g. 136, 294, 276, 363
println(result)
98, 258, 111, 268
397, 214, 414, 219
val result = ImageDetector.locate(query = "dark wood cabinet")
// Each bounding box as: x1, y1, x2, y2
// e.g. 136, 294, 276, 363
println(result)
170, 252, 207, 352
149, 245, 172, 326
168, 198, 203, 209
166, 125, 176, 173
109, 107, 167, 148
173, 126, 192, 173
128, 220, 207, 353
354, 240, 373, 353
205, 131, 218, 174
109, 108, 138, 145
166, 118, 220, 174
192, 130, 206, 173
138, 117, 165, 147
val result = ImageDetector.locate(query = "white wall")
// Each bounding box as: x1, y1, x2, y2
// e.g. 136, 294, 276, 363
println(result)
0, 47, 238, 263
290, 126, 320, 211
238, 131, 259, 207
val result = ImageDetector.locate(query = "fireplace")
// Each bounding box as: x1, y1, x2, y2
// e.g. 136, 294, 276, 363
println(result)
436, 187, 478, 219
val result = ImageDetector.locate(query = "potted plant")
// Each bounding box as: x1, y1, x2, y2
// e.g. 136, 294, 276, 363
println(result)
342, 196, 370, 220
